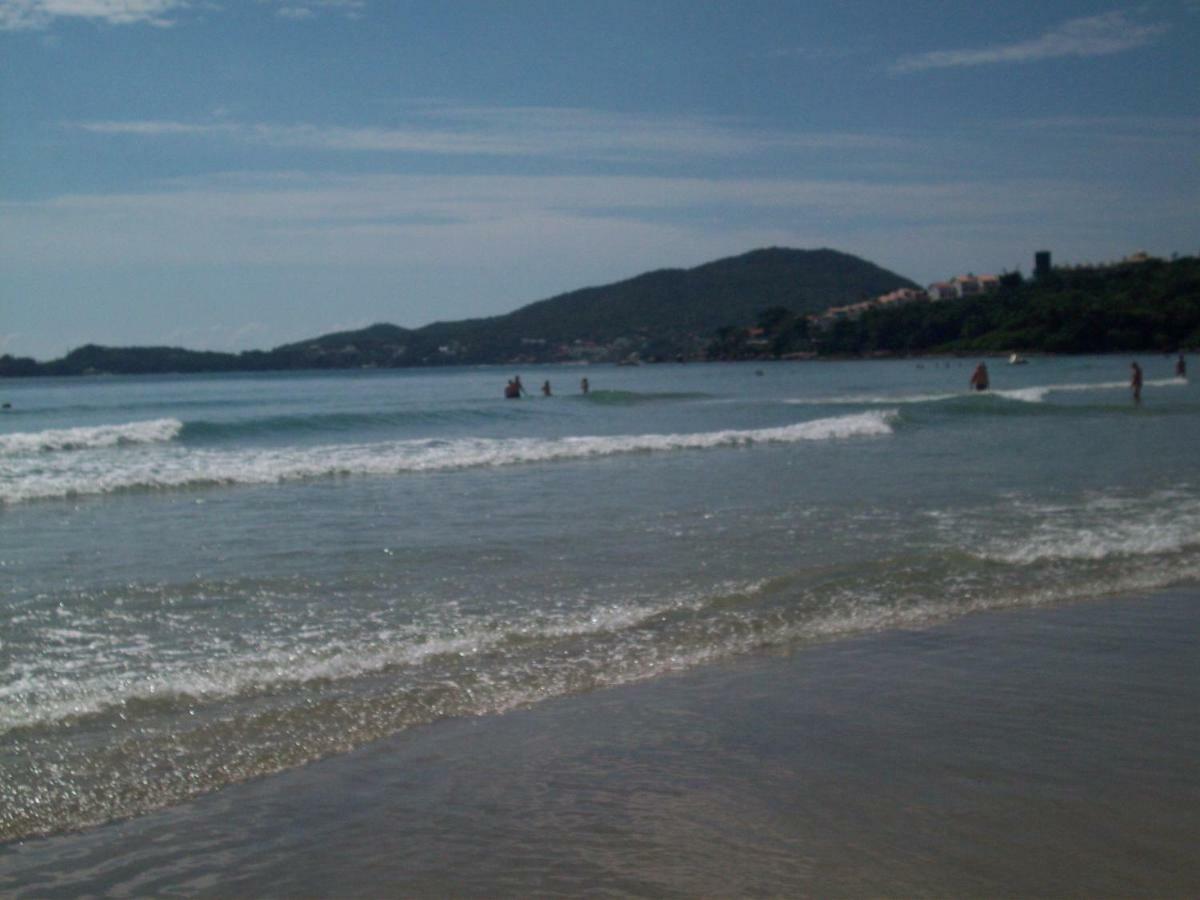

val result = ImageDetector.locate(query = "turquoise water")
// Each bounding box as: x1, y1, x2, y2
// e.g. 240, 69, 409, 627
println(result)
2, 357, 1196, 841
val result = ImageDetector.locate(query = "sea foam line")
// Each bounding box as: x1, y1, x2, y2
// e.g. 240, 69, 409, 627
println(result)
0, 410, 896, 503
951, 488, 1200, 565
978, 508, 1200, 564
0, 418, 183, 455
785, 392, 958, 406
995, 377, 1184, 404
785, 376, 1187, 407
0, 588, 726, 734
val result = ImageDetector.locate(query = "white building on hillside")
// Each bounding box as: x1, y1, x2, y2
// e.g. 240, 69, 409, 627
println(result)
929, 274, 1000, 300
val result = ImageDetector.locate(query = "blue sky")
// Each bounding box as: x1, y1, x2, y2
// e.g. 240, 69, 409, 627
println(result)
3, 1, 1198, 359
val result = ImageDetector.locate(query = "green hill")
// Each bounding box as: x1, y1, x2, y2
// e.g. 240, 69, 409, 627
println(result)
2, 246, 916, 375
266, 247, 918, 367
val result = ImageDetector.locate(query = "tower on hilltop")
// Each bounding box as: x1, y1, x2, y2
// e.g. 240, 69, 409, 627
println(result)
1034, 250, 1052, 278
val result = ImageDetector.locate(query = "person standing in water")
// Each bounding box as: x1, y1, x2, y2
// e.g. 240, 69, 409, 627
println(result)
1131, 361, 1143, 403
969, 362, 990, 391
1176, 354, 1187, 379
541, 380, 552, 397
580, 377, 589, 395
504, 376, 527, 399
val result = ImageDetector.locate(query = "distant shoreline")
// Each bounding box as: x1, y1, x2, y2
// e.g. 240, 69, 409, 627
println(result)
6, 250, 1195, 378
4, 348, 1180, 381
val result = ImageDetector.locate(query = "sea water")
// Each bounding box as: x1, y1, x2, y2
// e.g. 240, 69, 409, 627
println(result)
1, 356, 1196, 842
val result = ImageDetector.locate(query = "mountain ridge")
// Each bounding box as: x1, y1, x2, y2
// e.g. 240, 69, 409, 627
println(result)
3, 247, 917, 375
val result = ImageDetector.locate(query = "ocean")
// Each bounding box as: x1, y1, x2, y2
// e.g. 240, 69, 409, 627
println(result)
2, 355, 1197, 853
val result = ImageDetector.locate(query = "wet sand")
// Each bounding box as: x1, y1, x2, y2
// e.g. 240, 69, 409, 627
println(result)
4, 588, 1199, 897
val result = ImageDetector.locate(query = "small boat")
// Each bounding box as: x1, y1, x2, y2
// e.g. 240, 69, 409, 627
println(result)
1008, 353, 1028, 365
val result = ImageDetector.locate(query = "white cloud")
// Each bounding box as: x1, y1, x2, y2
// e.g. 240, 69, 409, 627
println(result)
275, 7, 315, 20
0, 0, 187, 30
77, 119, 238, 137
73, 107, 908, 162
893, 11, 1168, 73
4, 170, 1187, 273
0, 0, 366, 29
267, 0, 364, 20
3, 168, 1193, 356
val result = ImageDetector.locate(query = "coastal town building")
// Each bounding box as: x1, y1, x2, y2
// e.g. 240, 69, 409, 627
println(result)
811, 270, 1002, 330
932, 274, 1000, 300
875, 287, 927, 306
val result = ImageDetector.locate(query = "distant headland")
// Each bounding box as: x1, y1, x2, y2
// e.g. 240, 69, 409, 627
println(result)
3, 247, 1197, 377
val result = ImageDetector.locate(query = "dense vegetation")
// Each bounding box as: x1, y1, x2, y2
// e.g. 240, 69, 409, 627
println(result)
709, 256, 1200, 359
1, 248, 915, 376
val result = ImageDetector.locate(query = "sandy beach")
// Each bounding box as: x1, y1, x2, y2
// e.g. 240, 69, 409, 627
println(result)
3, 586, 1197, 897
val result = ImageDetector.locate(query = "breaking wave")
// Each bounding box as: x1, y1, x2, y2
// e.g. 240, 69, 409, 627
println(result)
973, 492, 1200, 565
918, 486, 1200, 568
0, 410, 897, 504
785, 392, 959, 406
784, 377, 1187, 408
995, 377, 1184, 404
0, 418, 183, 454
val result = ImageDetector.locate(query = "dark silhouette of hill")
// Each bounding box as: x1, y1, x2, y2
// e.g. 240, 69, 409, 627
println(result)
442, 246, 915, 344
275, 247, 918, 365
1, 247, 918, 374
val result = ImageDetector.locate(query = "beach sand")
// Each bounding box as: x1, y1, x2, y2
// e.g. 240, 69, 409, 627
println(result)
3, 588, 1198, 897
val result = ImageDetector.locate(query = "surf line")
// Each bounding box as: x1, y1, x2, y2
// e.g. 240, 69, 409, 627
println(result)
1, 411, 898, 503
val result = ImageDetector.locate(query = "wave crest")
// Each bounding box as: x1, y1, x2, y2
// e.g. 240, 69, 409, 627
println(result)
0, 411, 896, 503
995, 377, 1184, 404
0, 418, 183, 455
965, 491, 1200, 564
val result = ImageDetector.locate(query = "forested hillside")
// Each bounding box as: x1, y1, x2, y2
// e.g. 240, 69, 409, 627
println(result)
709, 256, 1200, 359
1, 248, 916, 374
820, 257, 1200, 356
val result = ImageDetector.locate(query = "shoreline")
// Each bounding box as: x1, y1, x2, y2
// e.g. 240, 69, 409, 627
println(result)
4, 586, 1199, 896
2, 349, 1187, 381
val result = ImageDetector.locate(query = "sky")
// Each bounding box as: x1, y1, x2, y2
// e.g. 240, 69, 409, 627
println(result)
2, 1, 1199, 360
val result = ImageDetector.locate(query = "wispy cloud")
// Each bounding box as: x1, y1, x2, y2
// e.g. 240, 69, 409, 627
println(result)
4, 170, 1182, 269
269, 0, 365, 21
893, 11, 1168, 73
77, 119, 237, 137
0, 0, 367, 29
3, 168, 1192, 353
73, 106, 909, 162
0, 0, 188, 30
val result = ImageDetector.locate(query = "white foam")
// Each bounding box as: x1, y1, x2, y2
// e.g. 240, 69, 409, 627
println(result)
786, 392, 958, 406
0, 418, 183, 454
784, 377, 1186, 406
0, 411, 896, 504
0, 586, 731, 733
995, 377, 1183, 404
984, 518, 1200, 564
972, 491, 1200, 564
